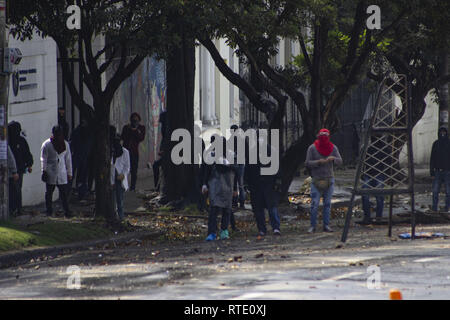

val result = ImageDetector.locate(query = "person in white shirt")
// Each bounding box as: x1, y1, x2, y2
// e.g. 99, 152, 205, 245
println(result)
111, 128, 130, 221
41, 125, 73, 217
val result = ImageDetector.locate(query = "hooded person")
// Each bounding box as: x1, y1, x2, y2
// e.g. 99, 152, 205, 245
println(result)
121, 112, 146, 191
40, 125, 73, 217
430, 127, 450, 212
8, 121, 33, 215
69, 117, 94, 200
305, 128, 343, 233
244, 130, 282, 238
202, 136, 239, 241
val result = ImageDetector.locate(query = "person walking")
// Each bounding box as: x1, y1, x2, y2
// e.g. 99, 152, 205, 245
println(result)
8, 121, 33, 215
305, 128, 343, 233
41, 125, 73, 218
70, 118, 94, 200
7, 145, 20, 215
245, 133, 282, 239
202, 136, 238, 241
110, 127, 130, 221
430, 127, 450, 212
121, 112, 146, 191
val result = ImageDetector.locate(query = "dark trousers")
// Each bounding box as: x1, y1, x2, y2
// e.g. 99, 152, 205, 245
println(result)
45, 184, 70, 214
208, 206, 231, 235
75, 158, 89, 199
9, 178, 18, 215
130, 153, 139, 190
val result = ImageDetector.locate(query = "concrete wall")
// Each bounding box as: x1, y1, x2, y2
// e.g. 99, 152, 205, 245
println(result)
195, 40, 241, 145
110, 56, 166, 178
8, 34, 58, 205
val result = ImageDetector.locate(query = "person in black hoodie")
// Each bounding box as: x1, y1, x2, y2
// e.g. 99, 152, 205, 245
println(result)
430, 127, 450, 212
70, 118, 94, 200
8, 121, 33, 215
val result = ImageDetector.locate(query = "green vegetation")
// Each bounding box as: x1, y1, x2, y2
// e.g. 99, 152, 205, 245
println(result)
0, 219, 114, 253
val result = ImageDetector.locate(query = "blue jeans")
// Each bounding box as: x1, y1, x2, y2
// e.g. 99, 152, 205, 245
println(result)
310, 178, 334, 228
432, 170, 450, 211
114, 182, 125, 220
254, 206, 281, 234
362, 175, 385, 218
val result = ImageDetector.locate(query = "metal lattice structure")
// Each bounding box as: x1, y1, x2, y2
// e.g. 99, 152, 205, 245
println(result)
341, 75, 416, 242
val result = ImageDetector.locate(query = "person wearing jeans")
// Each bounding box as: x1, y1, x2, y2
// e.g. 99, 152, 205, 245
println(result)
362, 174, 385, 222
305, 129, 343, 233
432, 170, 450, 212
309, 177, 335, 230
430, 127, 450, 212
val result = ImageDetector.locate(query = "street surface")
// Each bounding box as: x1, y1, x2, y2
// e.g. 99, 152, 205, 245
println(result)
0, 223, 449, 300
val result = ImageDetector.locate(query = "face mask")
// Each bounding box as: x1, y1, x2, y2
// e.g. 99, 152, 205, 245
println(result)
318, 135, 329, 143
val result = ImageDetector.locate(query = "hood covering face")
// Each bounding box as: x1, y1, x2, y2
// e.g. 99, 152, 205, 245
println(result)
314, 128, 334, 157
438, 127, 448, 140
8, 121, 22, 142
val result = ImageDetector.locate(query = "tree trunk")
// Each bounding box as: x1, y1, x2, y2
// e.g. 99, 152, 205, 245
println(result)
162, 23, 196, 203
93, 100, 115, 222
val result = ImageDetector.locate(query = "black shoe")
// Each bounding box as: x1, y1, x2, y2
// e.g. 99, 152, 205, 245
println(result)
323, 225, 333, 232
273, 229, 281, 236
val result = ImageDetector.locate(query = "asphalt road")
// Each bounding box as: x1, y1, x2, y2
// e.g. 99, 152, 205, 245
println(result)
1, 223, 449, 300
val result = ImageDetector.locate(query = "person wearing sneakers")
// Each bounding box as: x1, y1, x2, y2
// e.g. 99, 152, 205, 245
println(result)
305, 128, 342, 233
245, 132, 282, 238
202, 136, 238, 241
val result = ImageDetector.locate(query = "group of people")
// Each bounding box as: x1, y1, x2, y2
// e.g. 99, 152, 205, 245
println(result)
6, 110, 146, 220
9, 107, 450, 236
200, 126, 283, 241
200, 126, 345, 241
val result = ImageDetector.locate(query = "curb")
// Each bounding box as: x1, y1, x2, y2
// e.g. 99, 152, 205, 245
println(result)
0, 230, 160, 269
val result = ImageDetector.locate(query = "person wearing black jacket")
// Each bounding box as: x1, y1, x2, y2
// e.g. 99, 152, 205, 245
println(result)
430, 127, 450, 212
8, 121, 33, 215
245, 134, 282, 238
70, 118, 94, 200
121, 112, 146, 191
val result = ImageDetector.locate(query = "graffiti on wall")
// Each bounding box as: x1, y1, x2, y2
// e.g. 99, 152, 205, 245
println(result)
110, 56, 166, 168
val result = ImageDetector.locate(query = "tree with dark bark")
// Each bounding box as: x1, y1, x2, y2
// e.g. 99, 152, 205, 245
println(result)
9, 0, 175, 223
194, 0, 412, 200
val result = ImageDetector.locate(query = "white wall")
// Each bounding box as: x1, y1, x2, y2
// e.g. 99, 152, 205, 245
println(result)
195, 40, 241, 142
8, 34, 58, 205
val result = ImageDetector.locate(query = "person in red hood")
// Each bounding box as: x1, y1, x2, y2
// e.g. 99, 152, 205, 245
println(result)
305, 128, 343, 233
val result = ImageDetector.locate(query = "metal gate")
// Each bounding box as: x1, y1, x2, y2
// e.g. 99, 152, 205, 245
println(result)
341, 74, 416, 242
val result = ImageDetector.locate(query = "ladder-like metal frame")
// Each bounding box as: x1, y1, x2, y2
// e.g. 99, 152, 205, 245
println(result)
341, 75, 415, 242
